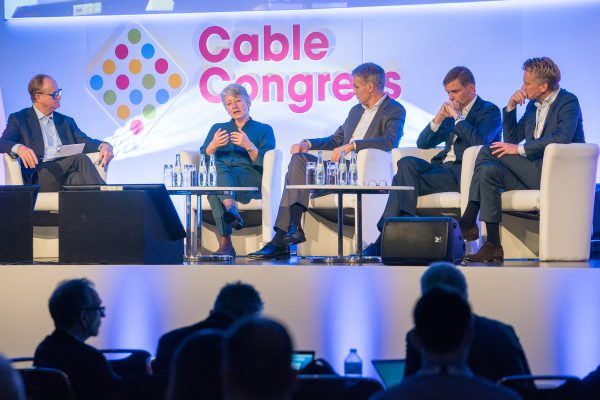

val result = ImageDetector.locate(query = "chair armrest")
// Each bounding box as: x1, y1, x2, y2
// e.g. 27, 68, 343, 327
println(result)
459, 145, 482, 212
391, 147, 441, 172
3, 153, 23, 185
357, 148, 393, 184
177, 150, 201, 165
85, 152, 108, 181
260, 149, 283, 243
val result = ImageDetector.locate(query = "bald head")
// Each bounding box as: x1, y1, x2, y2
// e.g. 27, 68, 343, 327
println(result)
420, 262, 468, 299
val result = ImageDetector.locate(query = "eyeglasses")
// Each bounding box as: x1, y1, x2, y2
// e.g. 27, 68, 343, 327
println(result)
38, 89, 62, 100
82, 306, 106, 315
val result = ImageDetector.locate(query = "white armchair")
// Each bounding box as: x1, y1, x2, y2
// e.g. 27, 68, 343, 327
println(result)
178, 149, 282, 255
2, 152, 108, 259
500, 143, 599, 261
297, 148, 393, 256
391, 146, 482, 215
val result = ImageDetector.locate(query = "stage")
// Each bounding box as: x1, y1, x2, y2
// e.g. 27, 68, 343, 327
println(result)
1, 258, 600, 379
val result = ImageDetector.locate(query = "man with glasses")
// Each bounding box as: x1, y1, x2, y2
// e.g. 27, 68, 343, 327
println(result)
0, 74, 114, 191
34, 278, 121, 400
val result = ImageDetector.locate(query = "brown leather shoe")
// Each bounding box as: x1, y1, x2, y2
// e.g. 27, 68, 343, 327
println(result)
464, 241, 504, 263
459, 221, 480, 241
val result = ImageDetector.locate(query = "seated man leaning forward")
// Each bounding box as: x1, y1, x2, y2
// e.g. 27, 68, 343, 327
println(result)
248, 62, 406, 260
458, 57, 585, 262
362, 66, 501, 256
0, 74, 113, 191
200, 83, 276, 257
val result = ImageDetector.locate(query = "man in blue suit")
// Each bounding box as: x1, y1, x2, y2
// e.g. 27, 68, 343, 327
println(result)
0, 74, 113, 191
363, 66, 501, 256
459, 57, 585, 262
248, 62, 406, 260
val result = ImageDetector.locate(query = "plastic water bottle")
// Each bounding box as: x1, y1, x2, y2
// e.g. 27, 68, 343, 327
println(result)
349, 151, 358, 185
208, 154, 217, 187
315, 151, 325, 185
199, 154, 208, 186
338, 150, 348, 185
173, 154, 183, 187
344, 348, 362, 377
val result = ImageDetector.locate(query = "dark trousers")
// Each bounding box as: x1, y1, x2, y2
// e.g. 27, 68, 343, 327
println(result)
274, 153, 317, 232
377, 156, 460, 231
468, 146, 542, 223
207, 158, 262, 236
34, 153, 105, 192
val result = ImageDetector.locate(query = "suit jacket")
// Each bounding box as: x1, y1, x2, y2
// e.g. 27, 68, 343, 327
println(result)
308, 96, 405, 152
417, 96, 502, 165
34, 329, 121, 400
153, 311, 233, 375
502, 88, 585, 161
404, 315, 531, 383
582, 364, 600, 400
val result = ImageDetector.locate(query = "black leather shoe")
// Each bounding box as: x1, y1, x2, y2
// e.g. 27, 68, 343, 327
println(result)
464, 241, 504, 263
247, 242, 291, 260
459, 220, 479, 241
224, 207, 244, 230
283, 224, 306, 245
213, 247, 236, 258
362, 241, 381, 257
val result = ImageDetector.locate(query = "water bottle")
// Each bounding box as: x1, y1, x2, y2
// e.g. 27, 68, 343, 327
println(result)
208, 154, 217, 187
349, 151, 358, 185
338, 150, 348, 185
315, 151, 325, 185
173, 154, 183, 187
199, 154, 208, 186
344, 348, 362, 377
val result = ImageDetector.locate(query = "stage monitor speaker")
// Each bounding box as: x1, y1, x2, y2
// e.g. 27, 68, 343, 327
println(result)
381, 217, 465, 265
59, 185, 185, 264
0, 185, 38, 263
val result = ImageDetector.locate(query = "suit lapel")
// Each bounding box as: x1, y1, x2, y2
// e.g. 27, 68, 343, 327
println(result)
539, 89, 563, 138
363, 96, 390, 139
344, 104, 365, 143
26, 107, 45, 156
52, 112, 69, 145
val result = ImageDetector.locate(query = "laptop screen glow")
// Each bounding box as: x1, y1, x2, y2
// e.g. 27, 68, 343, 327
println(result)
371, 359, 406, 389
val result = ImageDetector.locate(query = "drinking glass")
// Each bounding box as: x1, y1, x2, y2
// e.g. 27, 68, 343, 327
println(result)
183, 164, 197, 186
326, 162, 339, 185
163, 164, 174, 187
305, 162, 316, 185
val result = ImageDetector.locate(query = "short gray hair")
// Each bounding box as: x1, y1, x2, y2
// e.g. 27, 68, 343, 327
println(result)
420, 262, 468, 299
28, 74, 52, 103
351, 62, 386, 92
220, 83, 251, 106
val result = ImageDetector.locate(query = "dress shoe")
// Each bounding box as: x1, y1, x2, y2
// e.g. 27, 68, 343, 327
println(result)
362, 241, 381, 257
459, 221, 479, 241
224, 207, 244, 230
247, 242, 290, 260
213, 247, 236, 258
464, 241, 504, 263
283, 224, 306, 245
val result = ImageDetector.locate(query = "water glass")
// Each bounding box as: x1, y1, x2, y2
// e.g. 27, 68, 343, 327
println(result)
163, 164, 174, 187
183, 164, 197, 186
326, 162, 339, 185
305, 162, 316, 185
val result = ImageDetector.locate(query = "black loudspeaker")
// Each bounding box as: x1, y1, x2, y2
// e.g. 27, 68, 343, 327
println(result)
381, 217, 465, 265
0, 185, 38, 263
59, 185, 185, 264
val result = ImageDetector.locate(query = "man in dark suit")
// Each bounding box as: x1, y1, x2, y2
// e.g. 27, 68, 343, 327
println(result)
34, 278, 120, 400
403, 262, 531, 383
0, 74, 113, 191
248, 62, 406, 260
459, 57, 585, 262
362, 66, 501, 256
153, 281, 264, 376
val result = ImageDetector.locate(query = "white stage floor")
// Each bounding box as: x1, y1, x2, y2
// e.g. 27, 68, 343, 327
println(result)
1, 258, 600, 379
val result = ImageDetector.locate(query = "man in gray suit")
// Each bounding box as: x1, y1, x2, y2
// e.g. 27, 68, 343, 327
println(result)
0, 74, 113, 191
459, 57, 585, 262
248, 62, 406, 260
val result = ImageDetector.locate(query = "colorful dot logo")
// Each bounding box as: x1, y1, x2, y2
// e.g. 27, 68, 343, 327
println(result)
87, 23, 187, 145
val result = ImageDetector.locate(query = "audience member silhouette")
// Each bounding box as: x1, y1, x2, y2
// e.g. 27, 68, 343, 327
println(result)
371, 288, 521, 399
167, 329, 225, 400
404, 262, 531, 382
0, 354, 26, 400
582, 364, 600, 400
223, 317, 296, 400
154, 281, 263, 375
33, 278, 120, 400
